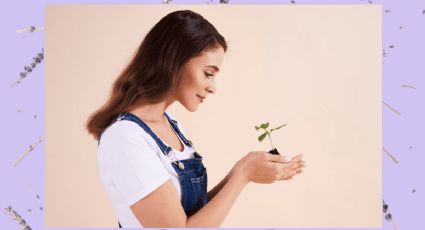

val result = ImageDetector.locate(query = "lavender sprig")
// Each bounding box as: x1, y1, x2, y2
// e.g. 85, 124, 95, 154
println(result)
383, 200, 398, 230
36, 194, 43, 211
16, 26, 44, 33
4, 206, 32, 230
10, 48, 44, 88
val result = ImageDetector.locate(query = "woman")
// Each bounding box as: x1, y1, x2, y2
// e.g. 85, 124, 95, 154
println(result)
86, 10, 305, 228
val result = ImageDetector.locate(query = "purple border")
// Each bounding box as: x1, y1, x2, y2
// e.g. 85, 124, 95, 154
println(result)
1, 0, 424, 229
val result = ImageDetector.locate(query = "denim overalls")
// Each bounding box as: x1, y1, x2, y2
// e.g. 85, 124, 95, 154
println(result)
110, 111, 208, 228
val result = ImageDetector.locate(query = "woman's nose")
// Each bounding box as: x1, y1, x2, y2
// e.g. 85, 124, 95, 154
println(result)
206, 83, 216, 94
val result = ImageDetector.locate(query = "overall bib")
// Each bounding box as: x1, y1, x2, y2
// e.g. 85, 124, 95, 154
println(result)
112, 112, 208, 227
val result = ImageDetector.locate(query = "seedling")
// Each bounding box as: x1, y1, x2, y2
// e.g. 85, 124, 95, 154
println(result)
255, 122, 286, 155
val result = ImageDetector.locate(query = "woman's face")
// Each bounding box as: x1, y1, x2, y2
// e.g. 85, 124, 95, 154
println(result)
174, 46, 225, 112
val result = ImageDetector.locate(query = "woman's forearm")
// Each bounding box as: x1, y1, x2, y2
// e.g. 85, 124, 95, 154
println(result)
186, 165, 248, 227
207, 167, 234, 201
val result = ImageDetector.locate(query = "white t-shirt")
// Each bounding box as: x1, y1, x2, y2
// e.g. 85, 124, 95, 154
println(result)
97, 112, 195, 228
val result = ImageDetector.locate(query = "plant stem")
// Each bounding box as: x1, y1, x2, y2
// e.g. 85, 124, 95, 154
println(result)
266, 131, 274, 150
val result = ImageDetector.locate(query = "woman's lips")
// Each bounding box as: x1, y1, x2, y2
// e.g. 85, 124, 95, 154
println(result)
197, 95, 205, 102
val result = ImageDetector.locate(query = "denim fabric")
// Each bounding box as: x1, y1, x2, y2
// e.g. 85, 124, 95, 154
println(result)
109, 111, 208, 227
171, 151, 208, 217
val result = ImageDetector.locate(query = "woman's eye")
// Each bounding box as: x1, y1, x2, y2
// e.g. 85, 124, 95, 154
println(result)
205, 73, 213, 78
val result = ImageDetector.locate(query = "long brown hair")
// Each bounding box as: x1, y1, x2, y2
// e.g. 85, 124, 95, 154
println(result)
86, 10, 227, 141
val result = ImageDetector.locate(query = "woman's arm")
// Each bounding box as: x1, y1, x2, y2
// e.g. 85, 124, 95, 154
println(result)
187, 165, 248, 227
130, 152, 304, 228
130, 163, 247, 228
188, 153, 304, 227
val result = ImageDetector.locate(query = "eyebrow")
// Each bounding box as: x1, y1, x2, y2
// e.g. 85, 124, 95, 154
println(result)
205, 65, 220, 72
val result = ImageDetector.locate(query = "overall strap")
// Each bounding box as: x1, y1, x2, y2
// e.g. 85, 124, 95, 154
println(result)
163, 112, 194, 148
116, 112, 172, 156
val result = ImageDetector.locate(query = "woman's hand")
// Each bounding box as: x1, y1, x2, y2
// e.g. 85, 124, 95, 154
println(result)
234, 151, 305, 185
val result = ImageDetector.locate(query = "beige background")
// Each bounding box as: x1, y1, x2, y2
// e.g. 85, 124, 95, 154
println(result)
45, 5, 382, 228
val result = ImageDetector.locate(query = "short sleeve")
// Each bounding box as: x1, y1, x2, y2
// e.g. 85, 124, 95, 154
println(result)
98, 121, 171, 206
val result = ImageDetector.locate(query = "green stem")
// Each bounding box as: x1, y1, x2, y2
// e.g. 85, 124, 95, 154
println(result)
266, 130, 274, 150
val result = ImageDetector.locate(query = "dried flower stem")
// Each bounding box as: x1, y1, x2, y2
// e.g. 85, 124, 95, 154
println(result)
383, 148, 399, 164
401, 84, 416, 89
4, 206, 32, 230
388, 220, 398, 230
14, 137, 42, 167
383, 101, 401, 116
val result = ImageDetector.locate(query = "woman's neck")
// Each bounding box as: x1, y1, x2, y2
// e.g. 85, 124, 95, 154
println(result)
128, 100, 174, 124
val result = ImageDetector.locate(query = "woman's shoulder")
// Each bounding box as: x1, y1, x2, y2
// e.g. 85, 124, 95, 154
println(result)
97, 119, 163, 163
99, 120, 149, 147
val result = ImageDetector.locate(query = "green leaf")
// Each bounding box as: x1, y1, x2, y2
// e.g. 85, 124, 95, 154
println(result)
258, 132, 267, 142
255, 125, 260, 131
271, 124, 287, 131
260, 122, 269, 129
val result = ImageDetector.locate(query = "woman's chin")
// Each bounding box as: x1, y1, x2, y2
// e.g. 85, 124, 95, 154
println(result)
181, 102, 199, 112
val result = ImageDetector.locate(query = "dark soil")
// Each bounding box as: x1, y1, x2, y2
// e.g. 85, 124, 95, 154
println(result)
268, 148, 280, 155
